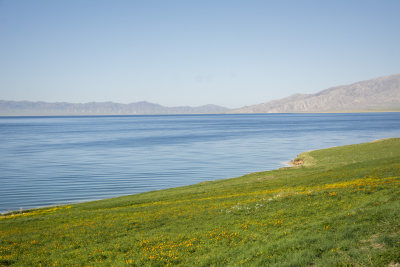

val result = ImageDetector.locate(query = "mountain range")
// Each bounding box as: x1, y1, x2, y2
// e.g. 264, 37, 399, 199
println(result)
0, 101, 228, 116
232, 73, 400, 113
1, 73, 399, 116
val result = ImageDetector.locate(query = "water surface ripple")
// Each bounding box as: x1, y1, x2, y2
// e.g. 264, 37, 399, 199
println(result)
1, 113, 399, 213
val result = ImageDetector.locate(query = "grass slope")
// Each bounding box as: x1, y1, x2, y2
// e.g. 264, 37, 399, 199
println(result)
1, 138, 400, 266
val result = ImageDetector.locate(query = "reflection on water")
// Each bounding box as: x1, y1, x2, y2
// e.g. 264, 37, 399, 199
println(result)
1, 113, 399, 212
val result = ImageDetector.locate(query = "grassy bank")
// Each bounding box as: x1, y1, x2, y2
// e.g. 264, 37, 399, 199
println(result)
1, 138, 400, 266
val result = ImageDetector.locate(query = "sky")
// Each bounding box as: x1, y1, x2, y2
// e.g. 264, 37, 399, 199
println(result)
0, 1, 400, 108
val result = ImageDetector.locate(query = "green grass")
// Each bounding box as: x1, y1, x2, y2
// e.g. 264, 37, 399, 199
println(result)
1, 138, 400, 266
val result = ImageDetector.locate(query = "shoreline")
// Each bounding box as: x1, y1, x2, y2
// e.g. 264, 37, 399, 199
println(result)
0, 137, 395, 216
1, 110, 400, 117
1, 157, 301, 216
2, 138, 400, 265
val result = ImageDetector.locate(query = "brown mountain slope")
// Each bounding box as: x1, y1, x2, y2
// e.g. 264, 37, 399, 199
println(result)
233, 73, 400, 113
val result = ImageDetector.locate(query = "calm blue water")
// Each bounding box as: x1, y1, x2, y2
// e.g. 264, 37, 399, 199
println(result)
1, 113, 399, 213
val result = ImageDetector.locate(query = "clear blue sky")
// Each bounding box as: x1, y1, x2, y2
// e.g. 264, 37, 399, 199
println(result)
1, 0, 400, 108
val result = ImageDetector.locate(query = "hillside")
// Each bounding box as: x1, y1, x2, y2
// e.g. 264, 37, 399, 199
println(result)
0, 100, 228, 116
234, 73, 400, 113
1, 138, 400, 266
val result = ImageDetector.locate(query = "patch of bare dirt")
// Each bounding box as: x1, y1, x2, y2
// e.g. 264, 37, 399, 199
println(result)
290, 158, 304, 167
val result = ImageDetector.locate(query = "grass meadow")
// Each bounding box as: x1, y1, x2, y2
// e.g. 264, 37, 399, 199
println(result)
1, 138, 400, 266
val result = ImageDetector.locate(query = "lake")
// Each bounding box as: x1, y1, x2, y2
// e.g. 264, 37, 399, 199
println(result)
1, 113, 399, 213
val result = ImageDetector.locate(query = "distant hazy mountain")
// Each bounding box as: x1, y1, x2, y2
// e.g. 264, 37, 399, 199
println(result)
0, 100, 228, 116
233, 73, 400, 113
2, 73, 400, 116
